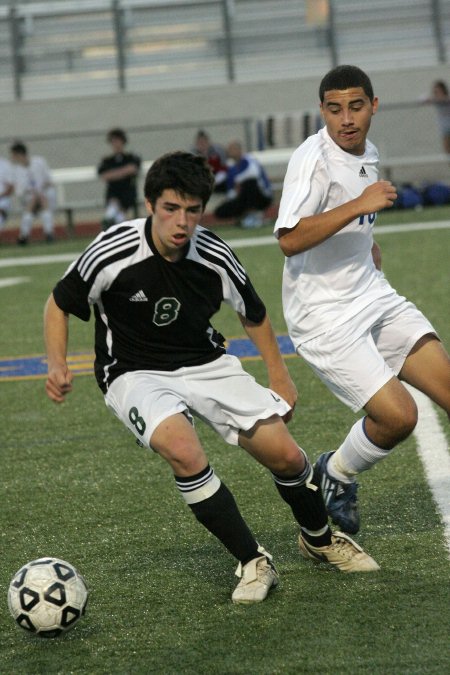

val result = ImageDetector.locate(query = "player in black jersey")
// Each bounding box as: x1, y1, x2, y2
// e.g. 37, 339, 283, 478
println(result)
44, 151, 379, 604
97, 128, 141, 230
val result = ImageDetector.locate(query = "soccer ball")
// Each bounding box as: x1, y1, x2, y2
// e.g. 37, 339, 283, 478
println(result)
7, 557, 89, 638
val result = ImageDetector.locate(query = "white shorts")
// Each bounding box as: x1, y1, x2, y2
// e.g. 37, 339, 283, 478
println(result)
298, 298, 436, 412
104, 354, 290, 449
21, 186, 57, 211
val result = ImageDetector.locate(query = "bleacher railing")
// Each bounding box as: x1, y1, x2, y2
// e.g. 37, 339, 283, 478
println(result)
0, 0, 448, 102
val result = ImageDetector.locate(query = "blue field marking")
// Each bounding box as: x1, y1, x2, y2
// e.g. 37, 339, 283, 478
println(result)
0, 336, 296, 381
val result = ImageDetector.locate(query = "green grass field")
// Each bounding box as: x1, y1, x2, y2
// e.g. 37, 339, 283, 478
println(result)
0, 206, 449, 674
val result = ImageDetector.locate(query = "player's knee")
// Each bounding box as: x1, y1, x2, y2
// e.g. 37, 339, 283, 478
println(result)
388, 400, 418, 442
269, 446, 306, 476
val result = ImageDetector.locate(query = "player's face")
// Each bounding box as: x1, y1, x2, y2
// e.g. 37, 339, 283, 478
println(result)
146, 189, 203, 261
320, 87, 378, 155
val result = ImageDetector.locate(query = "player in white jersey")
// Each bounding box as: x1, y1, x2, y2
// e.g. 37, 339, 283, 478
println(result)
275, 65, 450, 534
10, 141, 57, 244
0, 157, 13, 234
44, 151, 379, 605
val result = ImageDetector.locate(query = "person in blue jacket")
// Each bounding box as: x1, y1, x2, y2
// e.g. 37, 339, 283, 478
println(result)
214, 140, 273, 228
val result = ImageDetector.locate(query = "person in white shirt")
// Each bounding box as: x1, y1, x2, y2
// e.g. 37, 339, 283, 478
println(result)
0, 157, 13, 234
10, 141, 57, 244
274, 65, 450, 534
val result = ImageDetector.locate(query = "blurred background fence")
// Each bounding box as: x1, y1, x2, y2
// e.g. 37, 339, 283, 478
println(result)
0, 0, 449, 230
0, 0, 448, 102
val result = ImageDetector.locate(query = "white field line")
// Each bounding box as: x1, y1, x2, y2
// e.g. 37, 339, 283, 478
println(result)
0, 276, 30, 288
405, 384, 450, 558
0, 220, 449, 268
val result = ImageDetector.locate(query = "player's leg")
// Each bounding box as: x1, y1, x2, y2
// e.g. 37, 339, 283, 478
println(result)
17, 196, 36, 244
102, 198, 124, 229
239, 416, 379, 572
399, 334, 450, 417
150, 412, 278, 603
40, 190, 55, 242
313, 302, 442, 532
327, 338, 449, 500
105, 369, 278, 604
0, 196, 10, 234
299, 315, 413, 532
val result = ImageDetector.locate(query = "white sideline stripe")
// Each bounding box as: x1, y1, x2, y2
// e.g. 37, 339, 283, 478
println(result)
0, 276, 29, 288
0, 220, 449, 268
405, 384, 450, 558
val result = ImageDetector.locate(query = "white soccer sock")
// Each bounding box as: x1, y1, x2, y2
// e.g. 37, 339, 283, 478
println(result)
41, 209, 54, 236
328, 417, 391, 481
19, 212, 33, 238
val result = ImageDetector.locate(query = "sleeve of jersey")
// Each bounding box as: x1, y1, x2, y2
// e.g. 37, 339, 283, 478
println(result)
273, 140, 324, 236
52, 265, 92, 322
195, 229, 266, 324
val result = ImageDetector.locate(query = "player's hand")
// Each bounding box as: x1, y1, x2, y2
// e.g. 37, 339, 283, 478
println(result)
45, 365, 73, 403
269, 370, 298, 424
359, 180, 397, 212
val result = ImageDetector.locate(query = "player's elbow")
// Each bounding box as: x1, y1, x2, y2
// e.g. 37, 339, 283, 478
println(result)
278, 236, 302, 257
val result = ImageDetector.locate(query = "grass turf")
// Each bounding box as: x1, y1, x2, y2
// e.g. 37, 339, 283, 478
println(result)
0, 206, 449, 674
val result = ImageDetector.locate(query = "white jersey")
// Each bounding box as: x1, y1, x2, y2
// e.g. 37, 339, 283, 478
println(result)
274, 126, 403, 345
0, 158, 13, 195
12, 156, 53, 198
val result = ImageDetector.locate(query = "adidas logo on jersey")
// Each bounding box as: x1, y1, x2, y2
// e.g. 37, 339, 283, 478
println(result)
359, 166, 368, 178
129, 290, 148, 302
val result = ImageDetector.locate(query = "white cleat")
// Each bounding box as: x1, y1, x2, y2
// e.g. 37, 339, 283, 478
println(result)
232, 550, 279, 604
298, 531, 380, 573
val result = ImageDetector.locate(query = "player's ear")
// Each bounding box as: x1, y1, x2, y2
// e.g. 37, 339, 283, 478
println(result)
371, 96, 379, 115
144, 198, 154, 215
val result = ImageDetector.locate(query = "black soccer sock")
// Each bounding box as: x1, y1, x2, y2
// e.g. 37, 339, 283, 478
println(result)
175, 465, 260, 565
273, 459, 332, 547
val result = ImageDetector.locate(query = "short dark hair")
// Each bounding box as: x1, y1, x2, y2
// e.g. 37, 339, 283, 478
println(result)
10, 140, 27, 155
434, 80, 449, 96
144, 151, 215, 209
107, 128, 127, 144
319, 65, 374, 102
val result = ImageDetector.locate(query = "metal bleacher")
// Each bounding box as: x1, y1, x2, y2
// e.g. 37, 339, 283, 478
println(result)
1, 0, 449, 238
0, 0, 448, 102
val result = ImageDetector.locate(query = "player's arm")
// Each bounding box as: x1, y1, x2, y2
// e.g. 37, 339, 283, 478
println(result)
44, 293, 73, 403
239, 312, 297, 421
278, 180, 397, 256
99, 164, 139, 182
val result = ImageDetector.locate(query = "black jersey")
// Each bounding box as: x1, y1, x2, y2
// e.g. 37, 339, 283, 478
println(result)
53, 218, 266, 393
97, 152, 141, 209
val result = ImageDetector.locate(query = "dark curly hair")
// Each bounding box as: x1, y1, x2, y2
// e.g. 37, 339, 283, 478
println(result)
319, 65, 374, 102
144, 151, 215, 210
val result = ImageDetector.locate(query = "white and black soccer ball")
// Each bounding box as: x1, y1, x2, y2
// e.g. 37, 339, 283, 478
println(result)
7, 557, 89, 638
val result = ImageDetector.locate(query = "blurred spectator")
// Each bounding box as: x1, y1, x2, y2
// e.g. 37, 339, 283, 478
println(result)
423, 80, 450, 154
214, 140, 273, 228
0, 155, 13, 238
98, 128, 141, 229
191, 129, 227, 192
10, 141, 56, 245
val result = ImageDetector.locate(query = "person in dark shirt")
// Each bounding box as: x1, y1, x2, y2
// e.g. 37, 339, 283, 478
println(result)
97, 128, 141, 229
44, 151, 379, 606
191, 129, 227, 192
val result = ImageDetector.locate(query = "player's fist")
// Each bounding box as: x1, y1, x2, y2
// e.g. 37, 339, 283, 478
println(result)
45, 365, 73, 403
360, 180, 397, 212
